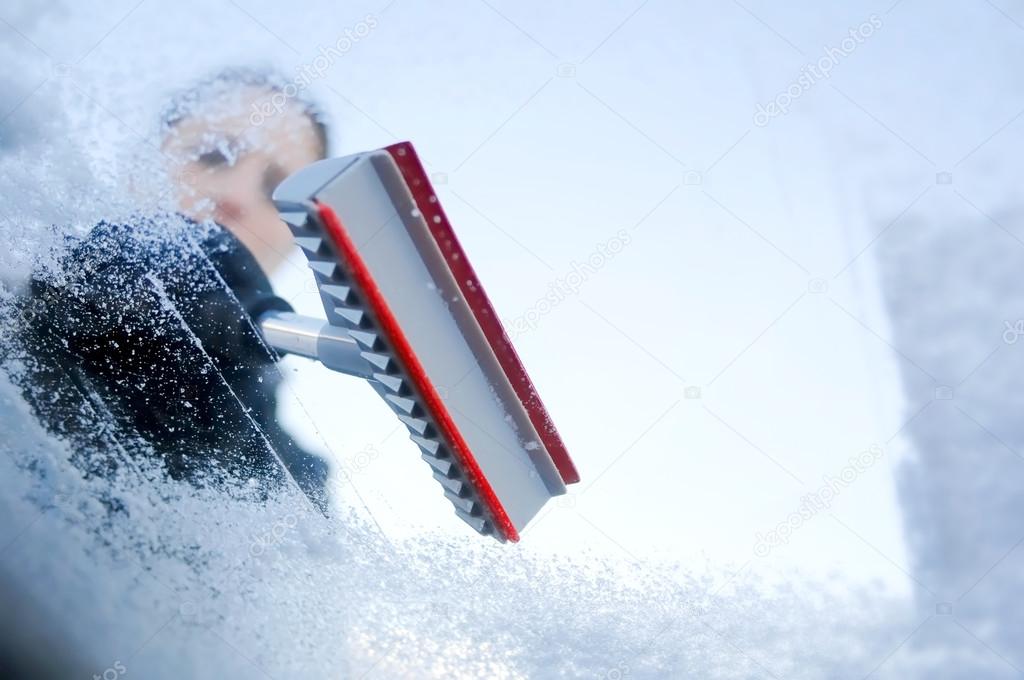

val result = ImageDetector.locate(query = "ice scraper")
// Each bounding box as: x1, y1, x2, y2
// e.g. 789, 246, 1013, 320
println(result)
259, 142, 579, 542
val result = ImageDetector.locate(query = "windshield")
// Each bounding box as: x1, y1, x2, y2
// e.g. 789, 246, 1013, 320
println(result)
1, 2, 1020, 678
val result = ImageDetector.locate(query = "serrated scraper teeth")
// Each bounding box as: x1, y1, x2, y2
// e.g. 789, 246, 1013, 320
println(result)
294, 236, 322, 254
455, 508, 491, 535
360, 351, 392, 371
385, 394, 418, 415
321, 284, 354, 305
432, 470, 464, 494
374, 373, 404, 393
421, 452, 454, 476
334, 307, 366, 326
410, 434, 439, 455
398, 414, 431, 436
347, 329, 379, 349
444, 489, 477, 514
308, 260, 337, 279
279, 210, 309, 228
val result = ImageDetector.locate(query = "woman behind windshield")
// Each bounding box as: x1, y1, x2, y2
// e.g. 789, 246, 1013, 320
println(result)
11, 68, 333, 511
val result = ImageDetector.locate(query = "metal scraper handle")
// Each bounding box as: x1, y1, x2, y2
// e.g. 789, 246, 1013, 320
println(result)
258, 310, 372, 379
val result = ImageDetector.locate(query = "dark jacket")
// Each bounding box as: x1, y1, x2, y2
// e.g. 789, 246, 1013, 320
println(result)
10, 215, 329, 510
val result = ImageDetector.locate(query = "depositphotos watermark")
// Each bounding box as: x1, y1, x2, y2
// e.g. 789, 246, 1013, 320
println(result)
1003, 319, 1024, 344
248, 512, 298, 558
93, 660, 127, 680
249, 14, 379, 127
753, 15, 883, 127
600, 662, 630, 680
753, 444, 884, 557
505, 229, 633, 338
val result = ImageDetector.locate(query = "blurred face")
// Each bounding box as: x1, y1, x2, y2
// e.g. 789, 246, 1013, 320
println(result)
162, 85, 323, 274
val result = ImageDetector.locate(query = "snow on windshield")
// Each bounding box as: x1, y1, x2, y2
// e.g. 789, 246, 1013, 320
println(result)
2, 1, 1022, 678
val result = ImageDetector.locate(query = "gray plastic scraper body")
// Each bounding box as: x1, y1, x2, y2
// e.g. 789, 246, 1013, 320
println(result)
273, 143, 579, 542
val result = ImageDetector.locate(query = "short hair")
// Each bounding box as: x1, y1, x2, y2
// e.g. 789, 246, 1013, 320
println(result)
160, 66, 330, 159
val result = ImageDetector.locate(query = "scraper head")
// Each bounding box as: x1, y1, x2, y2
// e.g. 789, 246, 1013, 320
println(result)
272, 142, 579, 542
